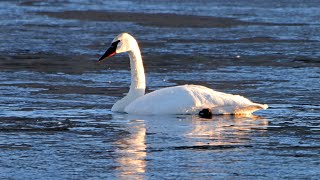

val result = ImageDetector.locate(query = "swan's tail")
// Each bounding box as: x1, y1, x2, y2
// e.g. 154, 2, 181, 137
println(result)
234, 103, 268, 115
198, 103, 268, 117
254, 103, 268, 110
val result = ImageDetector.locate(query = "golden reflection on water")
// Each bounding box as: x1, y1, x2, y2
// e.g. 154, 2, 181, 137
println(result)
187, 115, 268, 146
115, 120, 146, 180
114, 115, 268, 179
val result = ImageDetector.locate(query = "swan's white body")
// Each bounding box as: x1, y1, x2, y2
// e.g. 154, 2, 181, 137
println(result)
101, 33, 268, 115
125, 85, 267, 115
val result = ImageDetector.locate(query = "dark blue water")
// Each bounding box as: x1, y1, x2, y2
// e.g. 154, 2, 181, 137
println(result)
0, 0, 319, 179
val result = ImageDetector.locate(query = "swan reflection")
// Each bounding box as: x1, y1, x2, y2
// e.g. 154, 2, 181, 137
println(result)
113, 114, 268, 178
187, 115, 268, 146
115, 119, 146, 180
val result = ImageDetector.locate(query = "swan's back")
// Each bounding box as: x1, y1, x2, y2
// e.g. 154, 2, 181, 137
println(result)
124, 85, 267, 115
125, 85, 195, 114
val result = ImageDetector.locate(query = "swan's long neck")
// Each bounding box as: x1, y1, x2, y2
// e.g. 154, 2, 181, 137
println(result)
128, 47, 146, 93
111, 40, 146, 112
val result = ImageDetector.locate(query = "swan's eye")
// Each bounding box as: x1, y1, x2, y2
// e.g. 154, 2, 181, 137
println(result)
111, 40, 120, 47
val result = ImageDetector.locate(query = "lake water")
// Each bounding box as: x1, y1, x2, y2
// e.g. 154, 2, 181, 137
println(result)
0, 0, 319, 179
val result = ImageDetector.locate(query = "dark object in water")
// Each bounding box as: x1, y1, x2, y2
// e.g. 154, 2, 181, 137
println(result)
199, 108, 212, 119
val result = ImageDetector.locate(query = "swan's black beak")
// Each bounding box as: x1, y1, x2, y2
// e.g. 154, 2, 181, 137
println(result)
98, 40, 120, 62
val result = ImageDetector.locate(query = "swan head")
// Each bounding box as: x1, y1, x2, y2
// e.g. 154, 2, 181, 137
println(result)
98, 33, 138, 62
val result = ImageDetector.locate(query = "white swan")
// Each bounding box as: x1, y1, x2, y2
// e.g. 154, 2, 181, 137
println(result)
98, 33, 268, 115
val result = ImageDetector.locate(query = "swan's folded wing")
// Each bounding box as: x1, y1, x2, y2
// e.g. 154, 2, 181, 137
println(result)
124, 86, 197, 115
